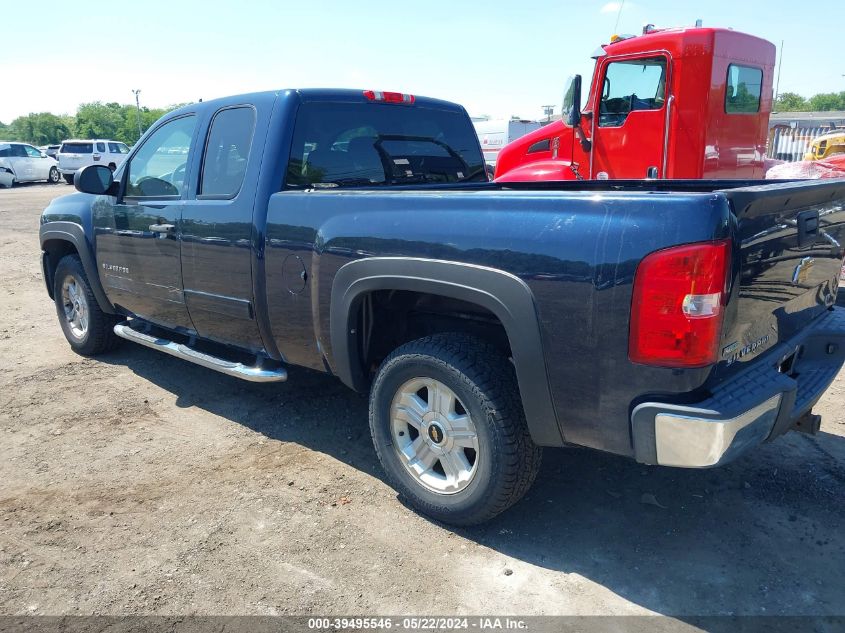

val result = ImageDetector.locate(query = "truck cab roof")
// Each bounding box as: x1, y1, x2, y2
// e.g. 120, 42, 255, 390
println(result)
601, 25, 775, 61
167, 88, 468, 119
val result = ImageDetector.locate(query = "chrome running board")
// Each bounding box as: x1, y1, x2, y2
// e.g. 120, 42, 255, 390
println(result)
113, 321, 287, 383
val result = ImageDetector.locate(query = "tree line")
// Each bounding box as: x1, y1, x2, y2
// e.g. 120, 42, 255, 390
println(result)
0, 101, 184, 146
774, 91, 845, 113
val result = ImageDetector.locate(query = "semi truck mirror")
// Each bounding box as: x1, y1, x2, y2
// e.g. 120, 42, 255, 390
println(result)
563, 75, 582, 126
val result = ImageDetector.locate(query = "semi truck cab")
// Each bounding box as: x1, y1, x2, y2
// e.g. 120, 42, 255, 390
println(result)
495, 25, 776, 181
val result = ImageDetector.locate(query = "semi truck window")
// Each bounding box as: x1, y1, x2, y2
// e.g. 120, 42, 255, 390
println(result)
285, 101, 486, 188
598, 57, 667, 128
725, 65, 763, 114
125, 115, 196, 198
199, 106, 256, 198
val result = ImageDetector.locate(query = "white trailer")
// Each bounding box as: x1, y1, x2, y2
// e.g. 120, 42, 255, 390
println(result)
473, 119, 542, 168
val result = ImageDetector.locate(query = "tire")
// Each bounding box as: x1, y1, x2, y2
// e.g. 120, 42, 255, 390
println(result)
48, 167, 60, 184
369, 333, 542, 526
53, 254, 120, 356
63, 174, 74, 185
108, 163, 116, 172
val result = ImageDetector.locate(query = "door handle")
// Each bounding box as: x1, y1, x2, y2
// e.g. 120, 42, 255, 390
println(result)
149, 223, 176, 234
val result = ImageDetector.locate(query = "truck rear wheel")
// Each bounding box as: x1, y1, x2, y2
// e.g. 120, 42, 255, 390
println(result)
369, 333, 542, 525
63, 174, 74, 185
53, 254, 120, 356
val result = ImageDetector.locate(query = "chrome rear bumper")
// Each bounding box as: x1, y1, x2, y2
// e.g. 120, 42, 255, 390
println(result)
631, 307, 845, 468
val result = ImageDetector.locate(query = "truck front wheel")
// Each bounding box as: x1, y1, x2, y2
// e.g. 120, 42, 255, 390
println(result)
369, 333, 542, 525
53, 254, 120, 356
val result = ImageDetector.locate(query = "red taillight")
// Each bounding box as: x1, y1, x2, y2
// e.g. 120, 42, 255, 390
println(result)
629, 240, 732, 368
363, 90, 415, 104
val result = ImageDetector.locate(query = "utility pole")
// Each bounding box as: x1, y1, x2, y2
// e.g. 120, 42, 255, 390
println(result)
542, 105, 554, 123
132, 89, 143, 140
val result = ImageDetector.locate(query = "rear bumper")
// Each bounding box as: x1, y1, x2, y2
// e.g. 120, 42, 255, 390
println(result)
631, 307, 845, 468
58, 167, 80, 175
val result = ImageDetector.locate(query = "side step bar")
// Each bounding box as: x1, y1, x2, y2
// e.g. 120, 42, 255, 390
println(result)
113, 321, 287, 383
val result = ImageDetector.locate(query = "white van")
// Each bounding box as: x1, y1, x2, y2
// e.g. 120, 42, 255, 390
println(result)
57, 139, 130, 184
473, 119, 542, 168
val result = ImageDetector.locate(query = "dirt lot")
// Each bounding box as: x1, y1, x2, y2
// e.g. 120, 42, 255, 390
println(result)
1, 184, 844, 618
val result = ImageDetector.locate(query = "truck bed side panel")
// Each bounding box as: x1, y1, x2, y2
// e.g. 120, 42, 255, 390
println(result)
265, 189, 732, 454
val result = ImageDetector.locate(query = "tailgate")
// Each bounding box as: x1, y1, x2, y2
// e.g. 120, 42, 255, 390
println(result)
717, 179, 845, 375
59, 154, 85, 169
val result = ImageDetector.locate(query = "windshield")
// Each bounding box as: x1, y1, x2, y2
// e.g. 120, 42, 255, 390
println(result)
286, 101, 485, 188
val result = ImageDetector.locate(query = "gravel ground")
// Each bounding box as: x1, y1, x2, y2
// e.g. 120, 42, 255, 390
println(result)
1, 184, 844, 618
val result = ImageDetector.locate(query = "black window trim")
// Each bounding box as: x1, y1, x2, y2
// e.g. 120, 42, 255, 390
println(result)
724, 63, 763, 115
122, 112, 197, 202
196, 103, 257, 201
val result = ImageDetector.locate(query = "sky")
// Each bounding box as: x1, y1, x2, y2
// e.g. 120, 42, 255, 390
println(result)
3, 0, 844, 124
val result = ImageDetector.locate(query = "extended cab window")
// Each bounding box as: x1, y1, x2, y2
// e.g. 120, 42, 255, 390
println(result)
286, 101, 486, 188
598, 57, 667, 127
125, 115, 196, 198
725, 64, 763, 113
199, 106, 256, 198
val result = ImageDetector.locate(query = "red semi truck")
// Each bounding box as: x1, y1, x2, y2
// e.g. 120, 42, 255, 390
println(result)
495, 25, 776, 181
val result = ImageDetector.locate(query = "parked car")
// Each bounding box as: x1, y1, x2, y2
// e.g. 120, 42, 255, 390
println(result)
39, 144, 61, 160
57, 139, 130, 184
38, 88, 845, 525
0, 141, 61, 186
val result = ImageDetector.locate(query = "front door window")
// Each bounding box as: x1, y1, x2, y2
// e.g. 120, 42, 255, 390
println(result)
598, 57, 667, 127
125, 116, 196, 198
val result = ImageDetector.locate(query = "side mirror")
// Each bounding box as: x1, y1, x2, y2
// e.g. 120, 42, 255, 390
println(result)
75, 164, 116, 195
563, 74, 582, 126
40, 151, 48, 158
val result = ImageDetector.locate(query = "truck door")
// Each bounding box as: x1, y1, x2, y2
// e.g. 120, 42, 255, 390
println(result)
94, 114, 198, 331
180, 105, 265, 352
590, 55, 670, 179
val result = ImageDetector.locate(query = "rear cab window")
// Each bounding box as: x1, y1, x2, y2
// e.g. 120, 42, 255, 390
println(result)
725, 64, 763, 113
286, 100, 486, 188
61, 142, 93, 154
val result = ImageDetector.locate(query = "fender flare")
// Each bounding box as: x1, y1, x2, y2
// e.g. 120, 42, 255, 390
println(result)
40, 221, 116, 314
330, 257, 563, 446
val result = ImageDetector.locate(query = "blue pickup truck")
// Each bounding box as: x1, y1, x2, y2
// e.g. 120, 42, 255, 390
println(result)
39, 88, 845, 525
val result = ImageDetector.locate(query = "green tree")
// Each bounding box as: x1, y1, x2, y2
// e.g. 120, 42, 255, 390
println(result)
807, 91, 845, 112
774, 92, 808, 112
74, 102, 125, 140
9, 112, 72, 145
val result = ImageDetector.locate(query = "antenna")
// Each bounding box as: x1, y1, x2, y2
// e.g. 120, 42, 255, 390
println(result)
774, 40, 784, 106
613, 0, 626, 33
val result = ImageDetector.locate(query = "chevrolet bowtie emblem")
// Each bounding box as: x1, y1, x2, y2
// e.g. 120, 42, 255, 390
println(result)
792, 256, 815, 286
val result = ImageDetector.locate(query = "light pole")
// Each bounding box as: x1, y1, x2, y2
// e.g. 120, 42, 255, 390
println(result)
132, 89, 143, 140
